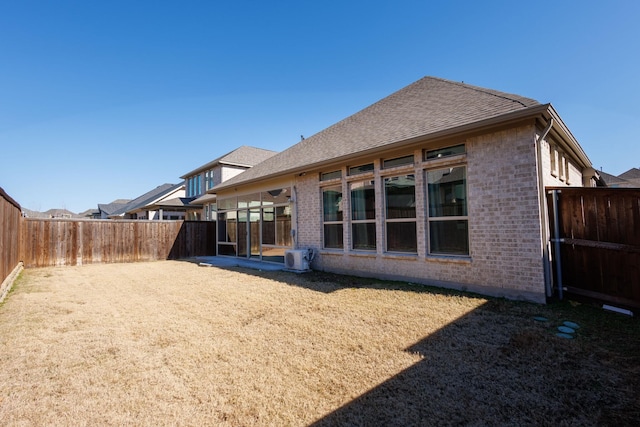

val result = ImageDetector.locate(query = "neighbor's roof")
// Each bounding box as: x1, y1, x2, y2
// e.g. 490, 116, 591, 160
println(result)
180, 146, 278, 179
214, 76, 544, 191
147, 197, 201, 209
111, 183, 183, 216
598, 170, 626, 186
600, 168, 640, 188
192, 193, 217, 204
98, 201, 130, 216
618, 167, 640, 181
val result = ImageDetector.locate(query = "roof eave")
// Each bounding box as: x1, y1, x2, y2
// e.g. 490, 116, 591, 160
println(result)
542, 105, 592, 169
180, 161, 221, 179
213, 104, 553, 192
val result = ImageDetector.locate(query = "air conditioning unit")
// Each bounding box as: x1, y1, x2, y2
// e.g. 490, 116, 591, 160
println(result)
284, 249, 310, 271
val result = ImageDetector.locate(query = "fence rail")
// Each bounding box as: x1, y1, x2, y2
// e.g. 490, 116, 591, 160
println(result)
20, 219, 216, 268
547, 187, 640, 309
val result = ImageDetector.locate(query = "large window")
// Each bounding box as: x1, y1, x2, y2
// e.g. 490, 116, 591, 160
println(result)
350, 180, 376, 250
216, 188, 292, 262
262, 207, 276, 245
427, 167, 469, 255
384, 175, 417, 253
261, 206, 292, 247
275, 206, 292, 246
217, 211, 237, 256
187, 175, 202, 197
323, 186, 343, 249
205, 169, 216, 191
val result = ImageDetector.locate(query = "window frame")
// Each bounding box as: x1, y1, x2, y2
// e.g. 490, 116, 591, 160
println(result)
382, 154, 414, 169
348, 163, 374, 176
425, 165, 470, 256
424, 144, 466, 160
383, 174, 417, 253
349, 179, 376, 251
320, 170, 342, 181
322, 185, 344, 249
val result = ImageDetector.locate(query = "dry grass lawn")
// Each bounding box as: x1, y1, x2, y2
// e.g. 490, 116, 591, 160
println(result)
0, 261, 638, 426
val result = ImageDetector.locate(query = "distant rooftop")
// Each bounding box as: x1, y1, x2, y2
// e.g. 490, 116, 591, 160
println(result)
180, 145, 278, 179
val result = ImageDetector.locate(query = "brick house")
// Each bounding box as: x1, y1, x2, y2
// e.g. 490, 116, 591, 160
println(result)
180, 146, 278, 220
211, 77, 597, 302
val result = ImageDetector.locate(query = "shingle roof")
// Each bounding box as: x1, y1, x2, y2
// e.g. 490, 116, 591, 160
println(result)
598, 170, 626, 186
98, 201, 130, 216
618, 167, 640, 180
214, 76, 542, 190
110, 183, 183, 216
180, 146, 278, 179
599, 168, 640, 188
150, 197, 200, 208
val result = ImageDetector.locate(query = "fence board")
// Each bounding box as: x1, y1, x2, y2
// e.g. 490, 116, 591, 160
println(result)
20, 219, 216, 268
548, 187, 640, 309
1, 187, 22, 287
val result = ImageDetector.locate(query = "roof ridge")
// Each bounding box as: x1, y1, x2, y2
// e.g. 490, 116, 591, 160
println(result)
432, 77, 531, 108
214, 76, 545, 191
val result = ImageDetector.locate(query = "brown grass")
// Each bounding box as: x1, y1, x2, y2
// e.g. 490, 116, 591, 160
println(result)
0, 261, 638, 426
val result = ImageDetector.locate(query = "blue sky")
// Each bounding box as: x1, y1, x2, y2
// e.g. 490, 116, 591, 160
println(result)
1, 0, 638, 213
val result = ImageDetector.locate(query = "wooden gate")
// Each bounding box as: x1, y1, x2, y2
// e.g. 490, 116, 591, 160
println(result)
547, 187, 640, 309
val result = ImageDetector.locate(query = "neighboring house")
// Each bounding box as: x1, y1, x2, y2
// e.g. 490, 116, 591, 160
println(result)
22, 208, 79, 219
104, 184, 187, 220
79, 208, 100, 219
97, 199, 131, 219
600, 167, 640, 188
180, 146, 277, 220
212, 76, 598, 303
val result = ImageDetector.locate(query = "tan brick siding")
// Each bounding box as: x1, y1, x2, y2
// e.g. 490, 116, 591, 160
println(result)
294, 124, 552, 303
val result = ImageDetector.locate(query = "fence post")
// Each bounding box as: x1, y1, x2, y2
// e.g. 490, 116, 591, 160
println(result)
551, 189, 563, 300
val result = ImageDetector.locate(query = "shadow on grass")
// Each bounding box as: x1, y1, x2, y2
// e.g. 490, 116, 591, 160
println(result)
186, 257, 476, 297
181, 259, 640, 425
309, 302, 639, 426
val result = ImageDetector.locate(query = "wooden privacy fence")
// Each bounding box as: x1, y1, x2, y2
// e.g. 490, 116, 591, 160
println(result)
547, 187, 640, 309
1, 187, 22, 290
20, 219, 216, 268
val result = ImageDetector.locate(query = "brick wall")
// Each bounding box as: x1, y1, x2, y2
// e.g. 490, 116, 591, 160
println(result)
294, 124, 554, 303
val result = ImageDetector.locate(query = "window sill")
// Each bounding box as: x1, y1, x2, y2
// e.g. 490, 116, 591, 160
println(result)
425, 254, 472, 264
381, 252, 418, 261
319, 249, 345, 256
348, 250, 378, 258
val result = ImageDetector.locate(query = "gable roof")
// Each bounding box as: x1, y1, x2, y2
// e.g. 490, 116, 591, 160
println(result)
214, 76, 543, 191
600, 168, 640, 188
110, 183, 183, 217
618, 167, 640, 180
98, 200, 131, 216
598, 170, 626, 186
180, 146, 278, 179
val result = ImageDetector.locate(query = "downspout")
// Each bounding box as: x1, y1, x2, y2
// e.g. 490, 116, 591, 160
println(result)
535, 118, 554, 298
292, 185, 298, 249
